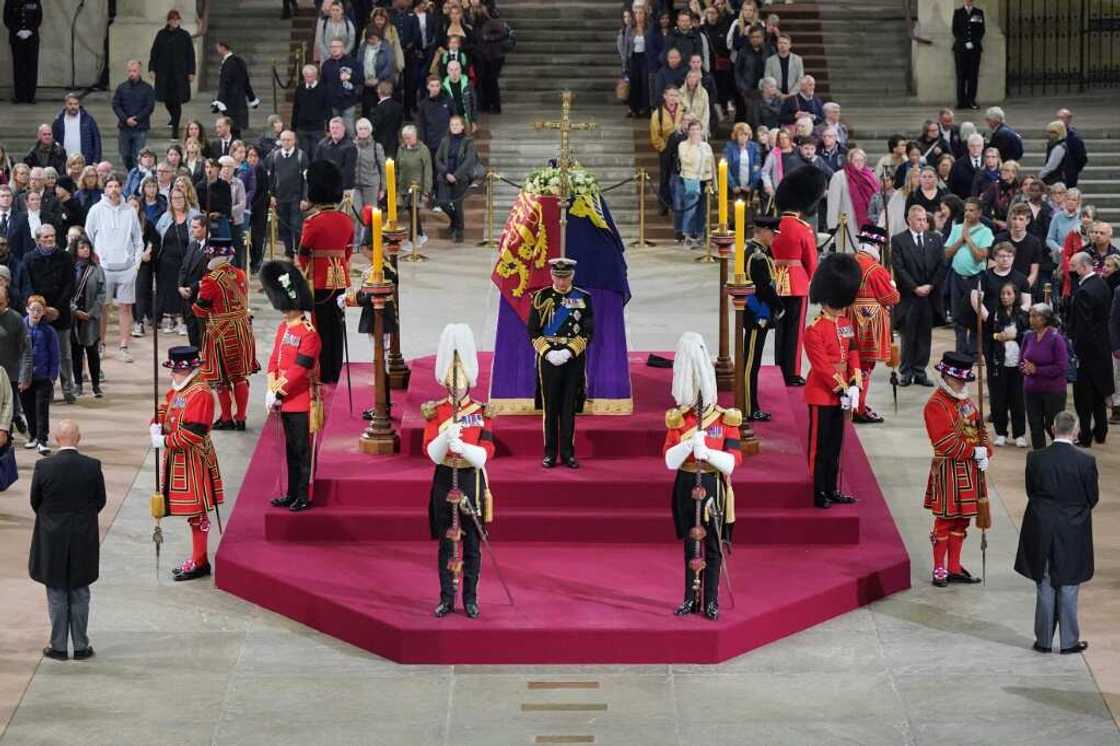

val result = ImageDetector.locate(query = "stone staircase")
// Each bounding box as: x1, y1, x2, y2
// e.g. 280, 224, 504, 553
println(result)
818, 1, 910, 103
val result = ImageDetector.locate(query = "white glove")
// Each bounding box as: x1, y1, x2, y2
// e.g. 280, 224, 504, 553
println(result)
16, 30, 32, 40
965, 41, 974, 50
973, 446, 987, 462
248, 97, 261, 109
664, 439, 693, 471
839, 394, 852, 411
458, 441, 488, 469
556, 349, 573, 364
211, 100, 227, 112
847, 385, 860, 405
692, 431, 710, 462
337, 294, 348, 309
545, 350, 566, 366
265, 390, 278, 414
442, 423, 463, 443
150, 424, 163, 440
977, 455, 990, 472
150, 433, 165, 450
448, 437, 465, 455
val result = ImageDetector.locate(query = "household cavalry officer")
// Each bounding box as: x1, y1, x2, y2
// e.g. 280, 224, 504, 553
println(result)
422, 324, 496, 620
297, 160, 354, 385
149, 346, 225, 581
527, 257, 594, 469
743, 215, 784, 422
663, 332, 742, 621
850, 224, 900, 424
803, 253, 862, 510
924, 351, 991, 587
191, 231, 258, 431
261, 260, 322, 514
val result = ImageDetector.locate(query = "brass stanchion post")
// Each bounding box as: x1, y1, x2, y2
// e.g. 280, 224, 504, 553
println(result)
629, 168, 654, 247
383, 222, 411, 389
695, 182, 718, 264
358, 273, 398, 455
402, 182, 428, 263
838, 212, 849, 253
478, 170, 498, 248
267, 204, 278, 260
727, 273, 760, 456
712, 229, 735, 390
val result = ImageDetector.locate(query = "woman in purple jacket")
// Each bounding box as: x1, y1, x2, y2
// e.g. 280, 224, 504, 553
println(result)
1020, 302, 1069, 449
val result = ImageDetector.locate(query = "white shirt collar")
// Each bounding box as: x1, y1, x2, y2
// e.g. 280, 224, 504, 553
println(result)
58, 446, 78, 452
1054, 436, 1074, 445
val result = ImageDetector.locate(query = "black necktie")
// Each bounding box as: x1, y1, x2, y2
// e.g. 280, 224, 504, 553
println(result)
973, 159, 979, 169
916, 233, 923, 252
0, 213, 7, 235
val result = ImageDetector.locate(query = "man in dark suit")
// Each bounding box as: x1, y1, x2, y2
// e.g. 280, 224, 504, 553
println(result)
211, 40, 258, 139
951, 0, 984, 110
1015, 411, 1096, 655
891, 205, 945, 386
29, 420, 106, 660
177, 215, 209, 348
1068, 251, 1114, 446
949, 132, 984, 199
371, 80, 404, 159
4, 0, 43, 104
1056, 108, 1089, 188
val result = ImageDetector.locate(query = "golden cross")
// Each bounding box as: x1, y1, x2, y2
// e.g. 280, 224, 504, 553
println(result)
534, 91, 597, 197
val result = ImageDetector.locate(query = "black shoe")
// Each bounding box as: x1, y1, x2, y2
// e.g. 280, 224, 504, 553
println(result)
932, 574, 948, 588
1032, 642, 1052, 654
541, 455, 556, 468
64, 394, 76, 405
452, 230, 464, 243
898, 376, 913, 387
748, 410, 771, 422
784, 376, 806, 387
13, 415, 26, 435
1094, 434, 1106, 445
1060, 641, 1089, 654
659, 206, 670, 217
465, 602, 480, 619
562, 456, 580, 469
813, 492, 831, 509
829, 492, 857, 505
93, 388, 103, 399
73, 647, 95, 660
703, 601, 720, 621
852, 411, 883, 424
271, 495, 295, 508
288, 498, 312, 512
173, 562, 212, 581
42, 647, 68, 660
234, 420, 246, 431
213, 419, 234, 431
674, 599, 696, 616
914, 376, 935, 387
362, 408, 374, 421
434, 600, 453, 618
947, 567, 982, 584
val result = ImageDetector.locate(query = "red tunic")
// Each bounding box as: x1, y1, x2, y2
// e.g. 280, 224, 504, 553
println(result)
192, 263, 259, 384
923, 387, 993, 518
157, 379, 224, 517
297, 208, 354, 291
662, 405, 743, 530
852, 252, 901, 362
267, 317, 322, 413
421, 397, 497, 523
803, 311, 862, 406
770, 212, 818, 297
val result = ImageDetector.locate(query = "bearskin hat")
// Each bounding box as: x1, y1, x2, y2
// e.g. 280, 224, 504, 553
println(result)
306, 160, 344, 205
774, 165, 829, 217
260, 260, 314, 312
809, 252, 861, 309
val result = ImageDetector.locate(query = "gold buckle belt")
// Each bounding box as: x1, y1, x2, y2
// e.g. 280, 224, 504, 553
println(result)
441, 457, 474, 469
680, 461, 719, 474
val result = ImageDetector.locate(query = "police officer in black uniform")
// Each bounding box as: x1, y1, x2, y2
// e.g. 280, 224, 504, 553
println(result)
527, 258, 594, 469
4, 0, 42, 104
951, 0, 985, 110
744, 215, 784, 422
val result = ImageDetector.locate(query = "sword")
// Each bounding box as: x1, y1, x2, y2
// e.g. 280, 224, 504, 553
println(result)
341, 297, 353, 415
890, 369, 899, 414
709, 499, 736, 610
461, 500, 516, 607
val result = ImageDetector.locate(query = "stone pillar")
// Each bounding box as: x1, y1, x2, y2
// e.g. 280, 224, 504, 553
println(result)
913, 0, 1006, 105
108, 0, 202, 96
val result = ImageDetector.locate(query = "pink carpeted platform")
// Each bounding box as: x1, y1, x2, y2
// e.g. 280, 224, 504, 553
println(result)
215, 354, 910, 664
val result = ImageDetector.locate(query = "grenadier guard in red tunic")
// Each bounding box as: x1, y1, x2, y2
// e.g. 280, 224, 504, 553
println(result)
804, 253, 862, 510
261, 261, 322, 513
422, 324, 496, 619
770, 167, 826, 386
297, 160, 354, 386
924, 351, 992, 587
851, 225, 901, 424
149, 346, 225, 581
663, 332, 742, 621
192, 234, 259, 431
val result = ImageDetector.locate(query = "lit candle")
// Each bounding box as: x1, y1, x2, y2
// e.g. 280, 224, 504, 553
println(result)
734, 199, 745, 278
385, 159, 397, 227
371, 207, 384, 279
717, 158, 728, 229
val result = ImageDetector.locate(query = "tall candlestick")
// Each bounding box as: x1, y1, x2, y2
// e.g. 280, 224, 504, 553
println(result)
385, 159, 397, 227
733, 199, 745, 277
371, 208, 384, 279
717, 158, 728, 229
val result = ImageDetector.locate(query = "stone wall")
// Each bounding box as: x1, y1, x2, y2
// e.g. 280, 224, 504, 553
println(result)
0, 1, 109, 91
912, 0, 1007, 104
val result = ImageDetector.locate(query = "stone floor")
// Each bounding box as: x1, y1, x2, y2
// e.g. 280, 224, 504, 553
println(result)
1, 236, 1117, 745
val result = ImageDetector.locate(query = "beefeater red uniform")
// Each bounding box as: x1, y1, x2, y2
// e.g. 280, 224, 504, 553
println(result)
193, 262, 259, 425
923, 387, 993, 581
156, 377, 224, 571
297, 207, 353, 385
852, 251, 900, 416
770, 212, 819, 380
267, 315, 322, 506
804, 309, 861, 505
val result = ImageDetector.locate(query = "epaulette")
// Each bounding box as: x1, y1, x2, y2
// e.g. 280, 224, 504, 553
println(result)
665, 407, 685, 430
420, 400, 441, 421
721, 408, 743, 427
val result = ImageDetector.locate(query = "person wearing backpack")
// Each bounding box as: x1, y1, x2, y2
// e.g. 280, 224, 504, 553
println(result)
985, 107, 1023, 162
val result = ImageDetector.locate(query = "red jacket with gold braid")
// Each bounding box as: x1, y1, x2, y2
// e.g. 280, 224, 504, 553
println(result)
267, 317, 321, 413
923, 387, 993, 518
421, 397, 496, 522
803, 310, 862, 406
297, 208, 354, 291
192, 263, 259, 383
662, 405, 743, 533
156, 378, 224, 517
852, 252, 901, 362
770, 212, 818, 296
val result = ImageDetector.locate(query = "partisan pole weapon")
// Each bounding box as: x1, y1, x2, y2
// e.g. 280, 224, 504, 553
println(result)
152, 303, 163, 580
974, 282, 990, 584
444, 352, 465, 599
688, 390, 708, 613
341, 303, 353, 416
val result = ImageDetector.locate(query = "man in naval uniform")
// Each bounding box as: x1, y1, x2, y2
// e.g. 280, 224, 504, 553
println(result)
743, 215, 784, 421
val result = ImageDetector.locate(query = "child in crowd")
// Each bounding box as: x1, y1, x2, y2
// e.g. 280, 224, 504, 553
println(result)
20, 295, 60, 456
